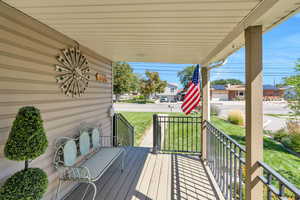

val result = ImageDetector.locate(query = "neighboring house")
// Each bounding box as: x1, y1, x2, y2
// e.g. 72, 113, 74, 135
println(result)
211, 84, 285, 101
157, 82, 178, 101
211, 85, 228, 101
227, 85, 246, 100
263, 85, 285, 100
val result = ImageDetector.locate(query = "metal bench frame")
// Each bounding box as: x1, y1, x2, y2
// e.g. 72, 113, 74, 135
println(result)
53, 128, 125, 200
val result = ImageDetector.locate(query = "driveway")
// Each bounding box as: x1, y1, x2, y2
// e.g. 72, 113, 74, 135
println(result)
215, 101, 290, 132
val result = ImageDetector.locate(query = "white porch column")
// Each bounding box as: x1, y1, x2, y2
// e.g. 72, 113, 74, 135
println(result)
245, 25, 263, 200
201, 67, 210, 160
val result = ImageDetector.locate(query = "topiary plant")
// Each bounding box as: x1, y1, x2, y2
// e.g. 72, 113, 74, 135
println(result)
0, 168, 48, 200
4, 106, 48, 169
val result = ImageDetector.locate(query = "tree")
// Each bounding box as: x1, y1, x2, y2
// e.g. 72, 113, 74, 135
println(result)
284, 59, 300, 117
129, 73, 141, 92
140, 71, 167, 99
177, 65, 195, 89
4, 106, 48, 169
113, 61, 139, 100
211, 79, 243, 85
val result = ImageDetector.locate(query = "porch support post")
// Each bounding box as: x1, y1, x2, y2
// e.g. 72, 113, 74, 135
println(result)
201, 67, 210, 160
245, 25, 263, 200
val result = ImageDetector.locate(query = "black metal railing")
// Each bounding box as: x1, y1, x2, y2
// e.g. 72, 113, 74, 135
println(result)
258, 161, 300, 200
113, 113, 134, 146
153, 114, 201, 153
206, 121, 300, 200
206, 121, 246, 200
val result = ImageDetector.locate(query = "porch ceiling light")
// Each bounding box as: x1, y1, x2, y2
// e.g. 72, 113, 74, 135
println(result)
206, 59, 228, 70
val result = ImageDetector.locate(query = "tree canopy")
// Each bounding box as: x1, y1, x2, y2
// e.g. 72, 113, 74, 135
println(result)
284, 59, 300, 116
177, 65, 195, 89
211, 79, 243, 85
113, 62, 139, 97
284, 59, 300, 95
178, 65, 243, 89
140, 71, 167, 98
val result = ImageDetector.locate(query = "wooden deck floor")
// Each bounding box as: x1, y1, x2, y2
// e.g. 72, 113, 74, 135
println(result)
65, 147, 219, 200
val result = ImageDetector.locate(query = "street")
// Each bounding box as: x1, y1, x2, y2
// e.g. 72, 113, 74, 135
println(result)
114, 101, 291, 132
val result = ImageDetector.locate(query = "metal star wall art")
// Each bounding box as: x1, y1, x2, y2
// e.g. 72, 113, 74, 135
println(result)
55, 46, 90, 98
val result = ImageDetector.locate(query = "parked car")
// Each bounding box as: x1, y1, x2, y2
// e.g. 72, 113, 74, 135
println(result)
170, 98, 177, 103
160, 96, 168, 102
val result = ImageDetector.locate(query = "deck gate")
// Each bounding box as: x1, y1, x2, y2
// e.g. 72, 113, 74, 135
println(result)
113, 113, 135, 146
153, 114, 201, 153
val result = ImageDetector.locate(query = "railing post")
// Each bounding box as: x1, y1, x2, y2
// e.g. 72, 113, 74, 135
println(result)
131, 127, 135, 146
153, 114, 158, 154
201, 67, 210, 161
112, 114, 117, 147
245, 25, 263, 200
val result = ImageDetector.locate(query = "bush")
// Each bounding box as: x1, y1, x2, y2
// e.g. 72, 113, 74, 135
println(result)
211, 104, 220, 116
273, 129, 289, 142
288, 134, 300, 153
281, 136, 292, 147
286, 119, 300, 134
0, 168, 48, 200
4, 106, 48, 162
227, 110, 244, 126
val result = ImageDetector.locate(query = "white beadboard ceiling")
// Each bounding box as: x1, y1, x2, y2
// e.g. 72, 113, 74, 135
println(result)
3, 0, 300, 65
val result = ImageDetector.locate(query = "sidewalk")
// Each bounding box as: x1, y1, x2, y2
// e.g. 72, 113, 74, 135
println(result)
139, 126, 153, 147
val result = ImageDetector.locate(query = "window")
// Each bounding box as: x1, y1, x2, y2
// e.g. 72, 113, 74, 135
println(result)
236, 91, 244, 96
171, 88, 175, 93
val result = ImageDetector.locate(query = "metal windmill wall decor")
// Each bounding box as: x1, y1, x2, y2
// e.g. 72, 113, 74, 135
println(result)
55, 46, 90, 98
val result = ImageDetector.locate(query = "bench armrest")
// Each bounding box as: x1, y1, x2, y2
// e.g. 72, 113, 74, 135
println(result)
59, 166, 91, 181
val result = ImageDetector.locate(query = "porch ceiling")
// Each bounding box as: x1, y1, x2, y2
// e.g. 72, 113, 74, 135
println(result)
3, 0, 300, 65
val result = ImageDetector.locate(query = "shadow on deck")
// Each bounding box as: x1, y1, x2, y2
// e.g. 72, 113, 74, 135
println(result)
65, 147, 219, 200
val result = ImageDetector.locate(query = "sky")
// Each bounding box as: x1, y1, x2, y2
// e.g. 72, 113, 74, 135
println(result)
129, 13, 300, 89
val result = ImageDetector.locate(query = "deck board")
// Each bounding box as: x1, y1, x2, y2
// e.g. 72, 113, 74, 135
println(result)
64, 147, 219, 200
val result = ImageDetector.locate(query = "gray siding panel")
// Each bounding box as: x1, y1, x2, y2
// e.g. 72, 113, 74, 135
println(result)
0, 3, 113, 199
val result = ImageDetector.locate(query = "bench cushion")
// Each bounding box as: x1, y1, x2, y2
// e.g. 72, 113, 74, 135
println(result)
91, 128, 101, 149
81, 147, 123, 180
79, 131, 90, 156
63, 140, 77, 167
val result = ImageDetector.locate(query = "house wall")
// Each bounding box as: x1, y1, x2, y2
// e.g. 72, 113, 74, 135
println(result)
228, 91, 236, 100
0, 2, 112, 200
210, 90, 228, 101
263, 89, 284, 97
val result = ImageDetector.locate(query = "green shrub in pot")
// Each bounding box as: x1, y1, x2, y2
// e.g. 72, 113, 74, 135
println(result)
0, 106, 48, 200
0, 168, 48, 200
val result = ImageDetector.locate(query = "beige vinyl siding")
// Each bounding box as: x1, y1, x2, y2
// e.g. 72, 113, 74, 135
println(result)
0, 2, 113, 199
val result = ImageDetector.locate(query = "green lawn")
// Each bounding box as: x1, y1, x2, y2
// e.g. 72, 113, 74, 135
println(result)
120, 112, 156, 145
265, 113, 300, 118
212, 117, 300, 188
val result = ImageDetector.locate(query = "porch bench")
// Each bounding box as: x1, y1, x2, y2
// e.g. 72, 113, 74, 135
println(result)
53, 127, 125, 200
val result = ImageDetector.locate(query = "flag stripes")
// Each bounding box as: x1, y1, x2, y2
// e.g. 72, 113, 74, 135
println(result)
181, 64, 201, 115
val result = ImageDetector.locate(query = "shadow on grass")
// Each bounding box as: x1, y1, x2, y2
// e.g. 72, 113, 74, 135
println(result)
263, 139, 292, 154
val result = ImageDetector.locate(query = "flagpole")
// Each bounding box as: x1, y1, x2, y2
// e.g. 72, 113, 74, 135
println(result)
198, 64, 203, 117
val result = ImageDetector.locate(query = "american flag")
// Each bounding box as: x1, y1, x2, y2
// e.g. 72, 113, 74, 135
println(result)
181, 64, 201, 115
